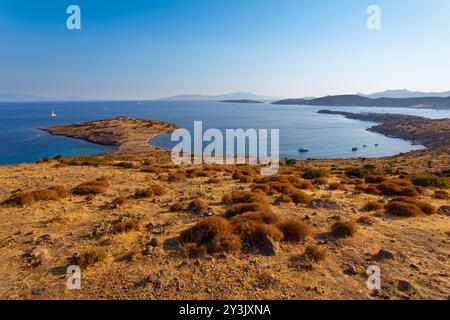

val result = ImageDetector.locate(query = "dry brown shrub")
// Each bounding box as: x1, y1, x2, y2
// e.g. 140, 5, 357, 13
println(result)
1, 192, 36, 207
187, 199, 209, 213
179, 216, 232, 244
364, 185, 382, 195
134, 184, 166, 198
170, 202, 184, 212
289, 190, 312, 204
112, 196, 126, 206
232, 171, 244, 180
275, 194, 293, 203
277, 220, 311, 242
251, 184, 271, 194
207, 233, 242, 254
113, 218, 141, 233
376, 181, 419, 197
75, 247, 112, 270
206, 178, 220, 184
229, 191, 266, 204
230, 210, 281, 225
357, 215, 375, 225
363, 201, 384, 212
2, 185, 69, 207
294, 180, 314, 190
365, 175, 386, 183
233, 221, 283, 248
385, 201, 422, 217
239, 175, 254, 183
225, 202, 270, 218
331, 221, 357, 238
391, 197, 436, 215
141, 166, 162, 174
434, 189, 449, 200
302, 245, 326, 263
314, 177, 328, 186
221, 193, 233, 205
72, 178, 109, 195
329, 182, 345, 191
168, 172, 187, 183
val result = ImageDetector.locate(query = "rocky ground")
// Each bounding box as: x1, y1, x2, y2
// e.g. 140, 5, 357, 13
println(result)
0, 117, 449, 300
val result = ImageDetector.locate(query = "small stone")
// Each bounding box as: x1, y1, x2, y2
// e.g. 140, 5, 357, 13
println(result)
409, 263, 420, 271
343, 264, 358, 276
373, 248, 395, 261
32, 288, 45, 296
257, 235, 279, 256
29, 246, 51, 267
149, 238, 159, 247
397, 280, 414, 292
438, 206, 450, 216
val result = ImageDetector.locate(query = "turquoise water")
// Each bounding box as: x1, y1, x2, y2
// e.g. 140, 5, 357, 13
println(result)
0, 100, 449, 165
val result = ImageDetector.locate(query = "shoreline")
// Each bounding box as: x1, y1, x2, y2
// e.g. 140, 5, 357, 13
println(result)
1, 110, 448, 166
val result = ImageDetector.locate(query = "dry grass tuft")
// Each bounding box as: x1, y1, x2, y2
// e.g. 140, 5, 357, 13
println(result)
134, 184, 167, 198
113, 218, 141, 233
363, 201, 384, 212
179, 217, 241, 255
303, 245, 326, 263
275, 194, 293, 204
2, 185, 69, 207
74, 247, 112, 270
72, 178, 109, 195
277, 220, 311, 243
206, 177, 220, 184
187, 199, 209, 213
230, 210, 281, 225
233, 221, 283, 248
289, 190, 312, 205
385, 201, 422, 217
225, 202, 270, 218
331, 221, 357, 238
170, 202, 184, 212
357, 215, 375, 226
168, 172, 187, 183
329, 182, 345, 191
434, 189, 449, 200
390, 197, 436, 215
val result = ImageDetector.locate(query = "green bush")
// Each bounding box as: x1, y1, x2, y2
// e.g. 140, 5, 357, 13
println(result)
302, 168, 328, 180
345, 164, 378, 179
411, 175, 449, 188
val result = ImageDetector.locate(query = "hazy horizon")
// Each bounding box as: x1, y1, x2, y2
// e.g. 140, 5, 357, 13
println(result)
1, 0, 450, 100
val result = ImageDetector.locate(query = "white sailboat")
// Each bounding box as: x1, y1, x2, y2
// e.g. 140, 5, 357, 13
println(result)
51, 110, 57, 117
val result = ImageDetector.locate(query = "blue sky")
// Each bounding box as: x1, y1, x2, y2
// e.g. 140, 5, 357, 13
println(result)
1, 0, 449, 99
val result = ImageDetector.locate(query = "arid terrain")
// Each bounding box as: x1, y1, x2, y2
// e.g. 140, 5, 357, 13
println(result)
0, 117, 449, 300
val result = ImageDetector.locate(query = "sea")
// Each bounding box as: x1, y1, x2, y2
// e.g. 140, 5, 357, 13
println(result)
1, 100, 449, 165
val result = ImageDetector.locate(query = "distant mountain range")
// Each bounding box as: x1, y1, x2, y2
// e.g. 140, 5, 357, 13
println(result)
0, 93, 48, 102
360, 89, 450, 99
161, 92, 280, 101
273, 94, 450, 109
0, 93, 88, 102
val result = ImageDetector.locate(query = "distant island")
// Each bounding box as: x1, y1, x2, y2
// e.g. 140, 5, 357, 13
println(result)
161, 92, 279, 101
273, 94, 450, 109
220, 99, 263, 104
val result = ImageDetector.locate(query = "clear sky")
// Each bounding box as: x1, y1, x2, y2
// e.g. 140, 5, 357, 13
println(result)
1, 0, 449, 100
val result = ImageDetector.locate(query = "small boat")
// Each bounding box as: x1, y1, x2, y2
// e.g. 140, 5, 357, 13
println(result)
363, 145, 367, 148
51, 110, 57, 117
352, 147, 358, 152
298, 147, 309, 153
375, 143, 379, 147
